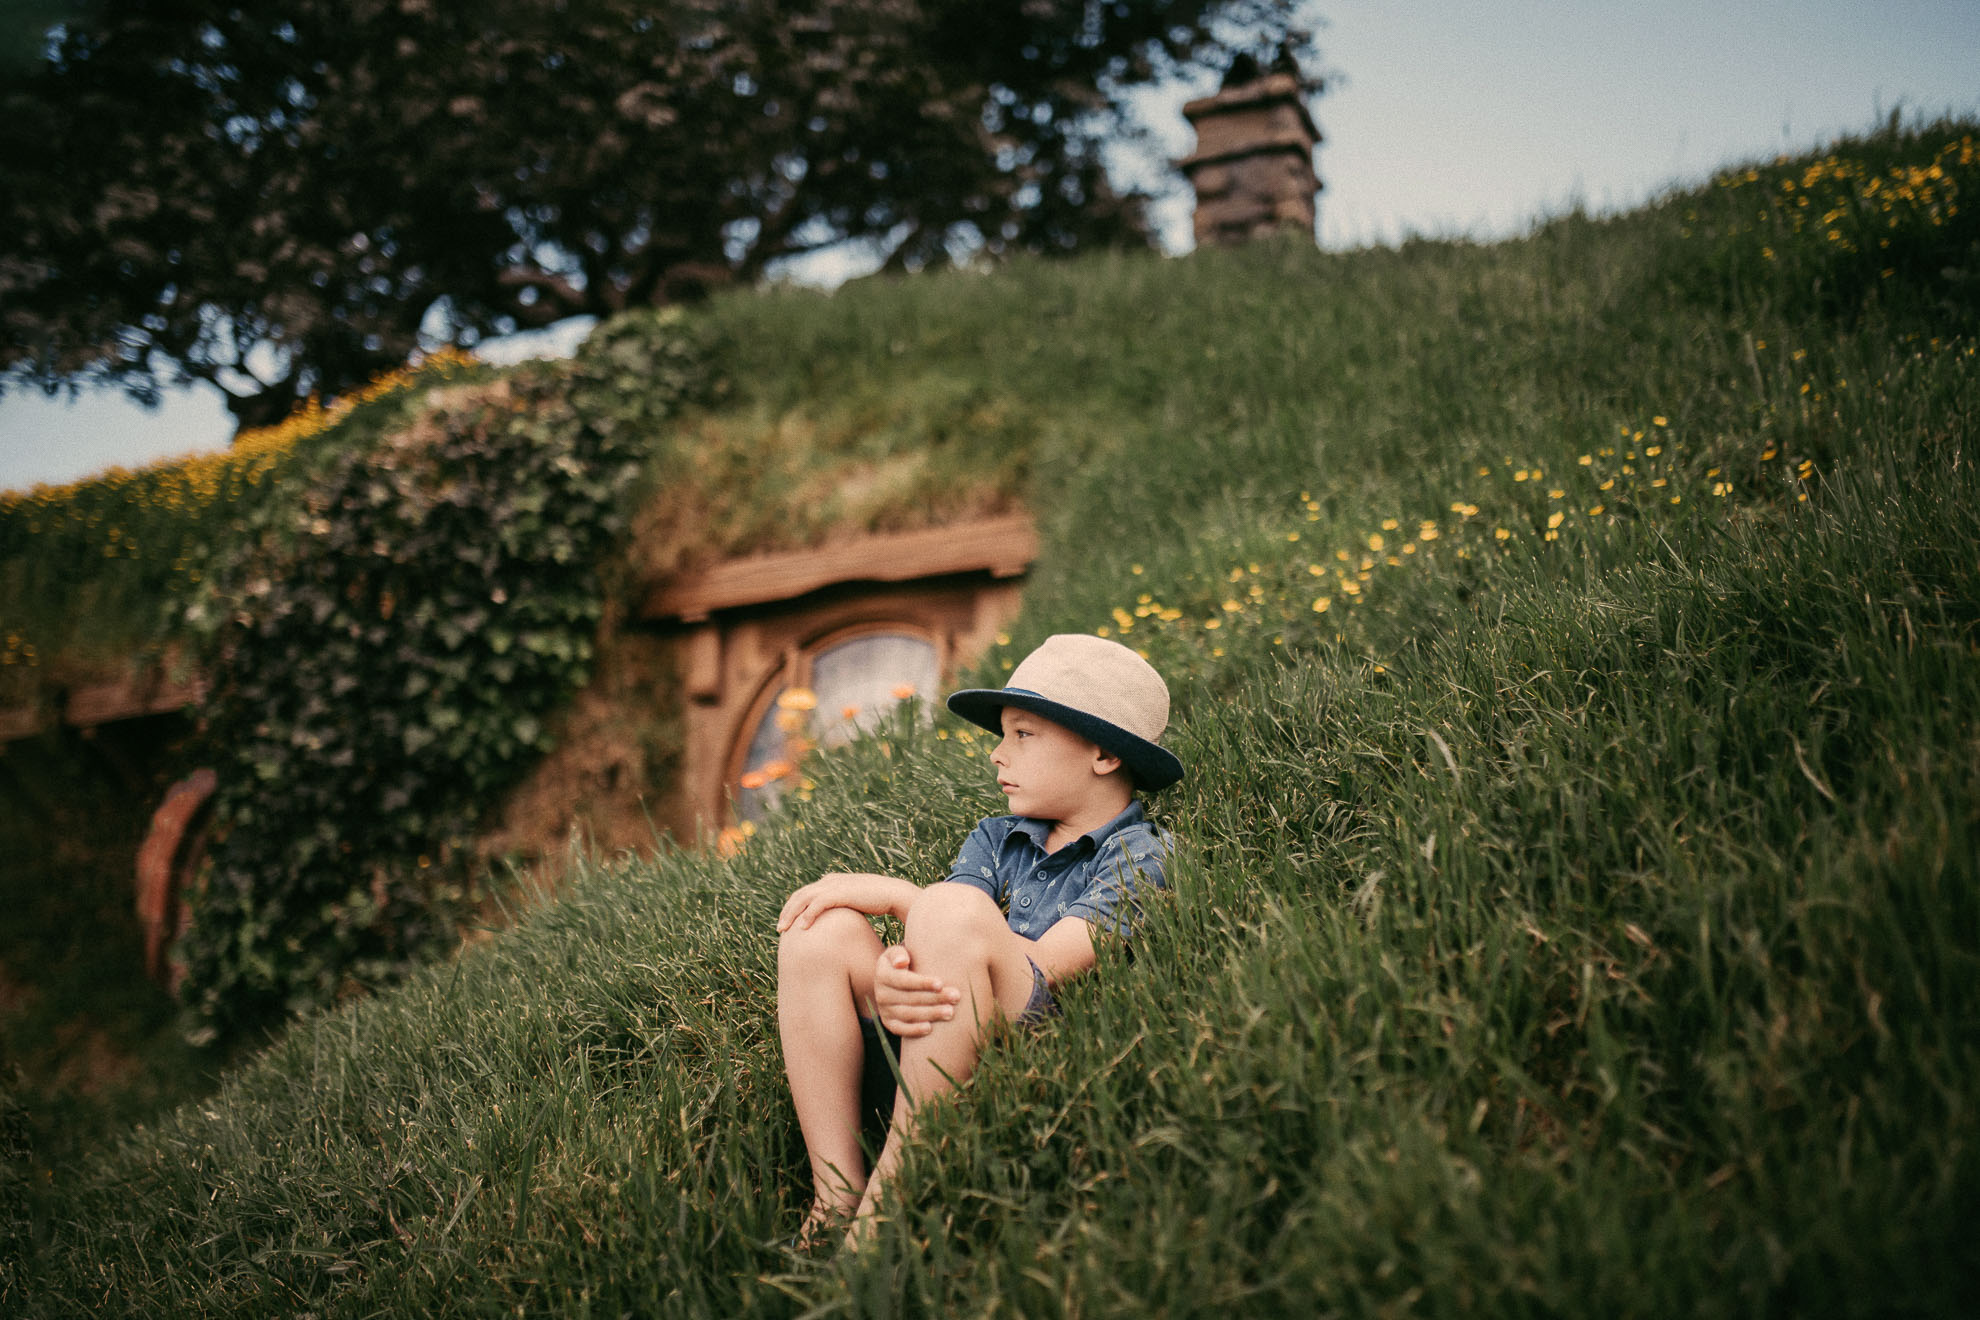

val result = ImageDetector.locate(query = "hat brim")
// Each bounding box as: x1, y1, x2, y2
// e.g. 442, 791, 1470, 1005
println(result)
945, 687, 1183, 791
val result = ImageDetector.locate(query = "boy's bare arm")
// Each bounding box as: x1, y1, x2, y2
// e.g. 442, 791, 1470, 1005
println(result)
1028, 917, 1099, 988
874, 915, 1096, 1035
776, 872, 922, 932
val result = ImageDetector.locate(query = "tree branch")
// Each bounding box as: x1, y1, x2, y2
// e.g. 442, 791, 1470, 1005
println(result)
496, 266, 590, 323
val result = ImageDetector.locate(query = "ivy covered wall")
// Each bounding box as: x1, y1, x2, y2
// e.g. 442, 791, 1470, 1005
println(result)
175, 313, 711, 1039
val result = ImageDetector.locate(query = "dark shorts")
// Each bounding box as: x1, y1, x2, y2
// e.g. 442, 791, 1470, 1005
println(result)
857, 959, 1055, 1131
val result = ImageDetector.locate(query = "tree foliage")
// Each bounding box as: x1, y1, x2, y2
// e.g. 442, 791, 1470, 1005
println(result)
0, 0, 1313, 430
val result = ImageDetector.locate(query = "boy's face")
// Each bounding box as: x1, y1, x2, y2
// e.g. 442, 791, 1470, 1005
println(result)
989, 705, 1119, 821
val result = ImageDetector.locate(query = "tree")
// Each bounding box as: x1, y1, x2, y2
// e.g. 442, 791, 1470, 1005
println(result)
0, 1, 1316, 431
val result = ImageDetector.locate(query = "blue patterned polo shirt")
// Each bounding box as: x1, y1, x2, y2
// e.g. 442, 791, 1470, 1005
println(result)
942, 801, 1172, 943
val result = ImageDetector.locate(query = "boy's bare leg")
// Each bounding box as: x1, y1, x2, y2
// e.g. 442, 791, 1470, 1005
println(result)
777, 905, 885, 1233
851, 885, 1039, 1239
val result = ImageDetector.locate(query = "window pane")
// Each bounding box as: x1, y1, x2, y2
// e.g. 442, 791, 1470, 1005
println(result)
735, 683, 790, 822
732, 632, 939, 823
810, 634, 939, 750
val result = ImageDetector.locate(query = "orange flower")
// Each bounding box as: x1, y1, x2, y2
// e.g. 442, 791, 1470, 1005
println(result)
739, 771, 770, 790
841, 704, 860, 721
777, 688, 818, 712
761, 759, 796, 781
890, 682, 917, 700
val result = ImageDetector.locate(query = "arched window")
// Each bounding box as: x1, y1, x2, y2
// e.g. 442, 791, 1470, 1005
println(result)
729, 625, 941, 822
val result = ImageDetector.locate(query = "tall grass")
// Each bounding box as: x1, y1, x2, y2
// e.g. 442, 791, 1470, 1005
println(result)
7, 120, 1977, 1316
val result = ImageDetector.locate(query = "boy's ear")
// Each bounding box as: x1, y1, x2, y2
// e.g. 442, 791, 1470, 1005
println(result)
1090, 746, 1124, 777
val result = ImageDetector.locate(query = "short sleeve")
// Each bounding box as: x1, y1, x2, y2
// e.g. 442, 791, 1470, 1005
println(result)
1064, 827, 1172, 943
942, 819, 1007, 902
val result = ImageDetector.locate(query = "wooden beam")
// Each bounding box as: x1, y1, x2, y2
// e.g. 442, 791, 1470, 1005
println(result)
683, 625, 722, 703
64, 671, 206, 728
0, 655, 207, 746
0, 705, 47, 742
640, 514, 1037, 623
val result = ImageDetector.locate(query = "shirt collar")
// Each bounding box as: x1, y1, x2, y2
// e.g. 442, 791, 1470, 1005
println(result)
1007, 799, 1147, 856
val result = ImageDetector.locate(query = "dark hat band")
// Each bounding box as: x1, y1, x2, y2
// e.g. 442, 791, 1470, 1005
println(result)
945, 686, 1184, 791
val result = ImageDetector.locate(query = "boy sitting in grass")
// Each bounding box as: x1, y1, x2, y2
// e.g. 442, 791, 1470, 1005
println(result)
775, 633, 1181, 1245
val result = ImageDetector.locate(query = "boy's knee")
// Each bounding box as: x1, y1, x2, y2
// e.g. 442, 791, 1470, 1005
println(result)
903, 883, 1003, 954
778, 905, 873, 971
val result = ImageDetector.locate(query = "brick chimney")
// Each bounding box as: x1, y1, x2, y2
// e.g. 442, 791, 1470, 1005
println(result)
1179, 56, 1321, 247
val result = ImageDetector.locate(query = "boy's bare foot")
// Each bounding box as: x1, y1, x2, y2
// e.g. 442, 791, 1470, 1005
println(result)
791, 1199, 855, 1251
841, 1208, 879, 1252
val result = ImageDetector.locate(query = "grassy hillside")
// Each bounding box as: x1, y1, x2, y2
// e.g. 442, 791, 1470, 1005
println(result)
7, 120, 1978, 1315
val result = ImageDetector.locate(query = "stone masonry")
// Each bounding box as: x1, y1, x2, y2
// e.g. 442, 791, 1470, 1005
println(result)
1180, 69, 1321, 247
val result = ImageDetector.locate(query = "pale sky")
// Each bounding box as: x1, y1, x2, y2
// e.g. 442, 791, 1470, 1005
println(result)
3, 0, 1976, 491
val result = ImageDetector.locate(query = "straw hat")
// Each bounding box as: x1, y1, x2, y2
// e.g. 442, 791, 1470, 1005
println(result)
946, 634, 1183, 790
